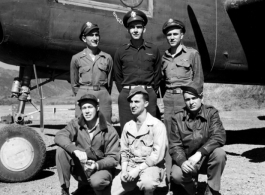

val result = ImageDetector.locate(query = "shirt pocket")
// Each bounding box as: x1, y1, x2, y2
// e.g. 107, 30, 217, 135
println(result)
79, 66, 91, 83
142, 55, 155, 71
175, 60, 192, 79
140, 134, 154, 156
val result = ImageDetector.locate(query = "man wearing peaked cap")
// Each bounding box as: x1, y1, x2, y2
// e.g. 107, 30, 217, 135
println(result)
55, 94, 120, 195
160, 18, 204, 185
123, 9, 148, 28
111, 86, 168, 195
168, 82, 226, 195
70, 21, 113, 123
114, 9, 162, 131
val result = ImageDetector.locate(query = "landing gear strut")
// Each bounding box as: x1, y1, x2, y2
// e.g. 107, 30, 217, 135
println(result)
0, 66, 46, 182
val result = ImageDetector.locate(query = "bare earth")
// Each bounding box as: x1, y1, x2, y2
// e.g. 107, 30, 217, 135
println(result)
0, 105, 265, 195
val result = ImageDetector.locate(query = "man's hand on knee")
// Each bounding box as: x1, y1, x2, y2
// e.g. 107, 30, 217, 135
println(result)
73, 150, 87, 163
120, 170, 129, 182
181, 160, 194, 173
127, 167, 140, 182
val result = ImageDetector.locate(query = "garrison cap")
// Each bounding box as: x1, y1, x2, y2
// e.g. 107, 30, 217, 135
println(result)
162, 18, 186, 34
123, 9, 148, 28
77, 94, 99, 106
79, 21, 99, 41
127, 86, 149, 101
182, 82, 203, 97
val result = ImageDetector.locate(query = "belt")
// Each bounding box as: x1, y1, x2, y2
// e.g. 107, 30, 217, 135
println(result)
167, 88, 182, 94
79, 85, 105, 91
123, 85, 152, 89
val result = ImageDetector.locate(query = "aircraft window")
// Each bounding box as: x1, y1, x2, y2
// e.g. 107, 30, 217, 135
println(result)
57, 0, 153, 17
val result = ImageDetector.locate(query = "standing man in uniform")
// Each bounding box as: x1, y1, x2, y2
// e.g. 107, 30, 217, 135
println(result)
111, 86, 168, 195
71, 21, 113, 123
114, 9, 162, 131
169, 83, 226, 195
161, 18, 204, 132
55, 94, 120, 195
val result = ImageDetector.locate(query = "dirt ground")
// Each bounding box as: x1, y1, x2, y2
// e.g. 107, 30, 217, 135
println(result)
0, 105, 265, 195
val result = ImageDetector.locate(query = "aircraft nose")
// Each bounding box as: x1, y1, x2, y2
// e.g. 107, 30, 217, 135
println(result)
0, 21, 4, 44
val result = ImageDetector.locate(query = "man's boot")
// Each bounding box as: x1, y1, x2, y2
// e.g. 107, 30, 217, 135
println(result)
204, 185, 220, 195
61, 187, 70, 195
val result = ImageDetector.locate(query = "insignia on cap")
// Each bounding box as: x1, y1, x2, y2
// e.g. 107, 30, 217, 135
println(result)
168, 18, 173, 23
86, 22, 92, 28
131, 11, 136, 18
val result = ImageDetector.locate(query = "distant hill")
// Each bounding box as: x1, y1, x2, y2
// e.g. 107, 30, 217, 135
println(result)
1, 66, 265, 110
0, 67, 119, 105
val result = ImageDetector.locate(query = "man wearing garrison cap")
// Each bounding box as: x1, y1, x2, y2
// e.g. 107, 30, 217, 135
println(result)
111, 86, 167, 195
113, 9, 162, 131
169, 82, 226, 195
70, 21, 113, 123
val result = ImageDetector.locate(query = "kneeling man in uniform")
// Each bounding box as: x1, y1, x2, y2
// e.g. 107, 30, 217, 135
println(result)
54, 94, 120, 195
169, 82, 226, 195
111, 86, 167, 195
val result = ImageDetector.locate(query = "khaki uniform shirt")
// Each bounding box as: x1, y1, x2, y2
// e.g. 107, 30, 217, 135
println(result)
70, 48, 113, 95
161, 45, 204, 90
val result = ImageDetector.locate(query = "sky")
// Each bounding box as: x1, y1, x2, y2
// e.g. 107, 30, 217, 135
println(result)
0, 61, 19, 70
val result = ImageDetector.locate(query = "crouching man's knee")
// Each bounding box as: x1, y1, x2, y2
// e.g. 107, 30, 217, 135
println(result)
211, 148, 227, 164
171, 164, 184, 185
89, 170, 112, 191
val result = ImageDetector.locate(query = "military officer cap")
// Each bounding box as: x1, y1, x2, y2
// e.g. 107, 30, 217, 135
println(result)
162, 18, 186, 35
79, 21, 99, 41
127, 86, 149, 101
77, 94, 99, 106
123, 9, 148, 28
182, 82, 203, 97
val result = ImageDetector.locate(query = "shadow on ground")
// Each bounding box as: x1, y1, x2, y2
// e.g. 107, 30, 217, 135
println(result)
30, 124, 66, 130
226, 128, 265, 145
257, 116, 265, 120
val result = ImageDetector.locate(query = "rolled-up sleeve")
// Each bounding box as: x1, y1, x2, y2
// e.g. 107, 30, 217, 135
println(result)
145, 121, 168, 167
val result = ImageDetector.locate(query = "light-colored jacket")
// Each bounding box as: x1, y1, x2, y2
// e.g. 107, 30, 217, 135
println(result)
120, 113, 168, 167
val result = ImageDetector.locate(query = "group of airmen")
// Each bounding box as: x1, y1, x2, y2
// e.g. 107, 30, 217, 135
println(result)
54, 9, 227, 195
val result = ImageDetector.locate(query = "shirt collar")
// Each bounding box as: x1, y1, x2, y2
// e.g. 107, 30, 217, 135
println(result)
126, 113, 155, 137
125, 40, 151, 50
164, 44, 187, 58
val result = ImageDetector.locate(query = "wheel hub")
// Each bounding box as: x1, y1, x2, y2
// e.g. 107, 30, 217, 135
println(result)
0, 137, 34, 171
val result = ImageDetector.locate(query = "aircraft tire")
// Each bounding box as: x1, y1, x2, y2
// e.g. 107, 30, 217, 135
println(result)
0, 124, 46, 182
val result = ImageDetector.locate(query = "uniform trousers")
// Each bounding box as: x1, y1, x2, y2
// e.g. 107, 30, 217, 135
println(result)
171, 148, 226, 195
118, 88, 157, 131
111, 166, 164, 195
75, 86, 112, 123
163, 91, 186, 183
56, 147, 113, 195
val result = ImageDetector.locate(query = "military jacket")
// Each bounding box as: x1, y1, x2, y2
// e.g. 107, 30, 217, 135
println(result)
169, 104, 226, 166
120, 113, 167, 167
70, 48, 113, 95
54, 112, 120, 170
